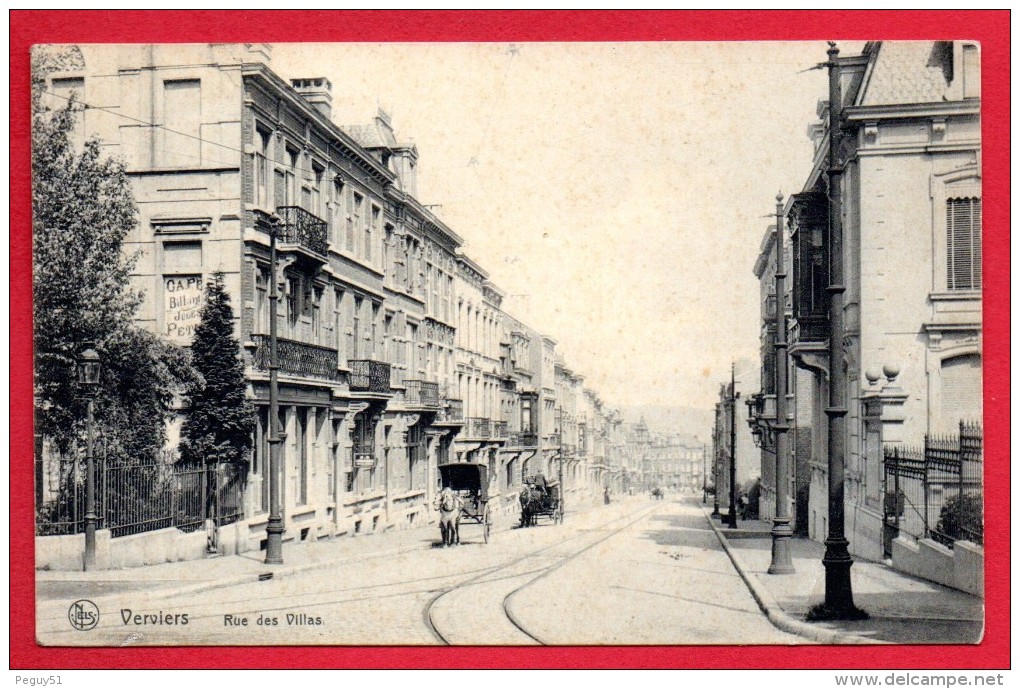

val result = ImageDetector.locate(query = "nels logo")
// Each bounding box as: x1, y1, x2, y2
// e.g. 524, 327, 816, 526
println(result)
68, 600, 99, 631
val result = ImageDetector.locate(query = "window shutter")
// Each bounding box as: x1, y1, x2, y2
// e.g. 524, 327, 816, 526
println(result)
947, 197, 981, 291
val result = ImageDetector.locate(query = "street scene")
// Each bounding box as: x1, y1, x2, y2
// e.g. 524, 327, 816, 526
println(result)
32, 40, 984, 648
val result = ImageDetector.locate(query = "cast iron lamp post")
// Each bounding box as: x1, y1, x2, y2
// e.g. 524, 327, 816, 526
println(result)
769, 192, 795, 574
78, 345, 101, 571
265, 217, 285, 564
727, 362, 740, 529
810, 42, 864, 620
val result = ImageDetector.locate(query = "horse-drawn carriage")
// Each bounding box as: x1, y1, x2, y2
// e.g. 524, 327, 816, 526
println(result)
519, 473, 563, 527
434, 462, 493, 546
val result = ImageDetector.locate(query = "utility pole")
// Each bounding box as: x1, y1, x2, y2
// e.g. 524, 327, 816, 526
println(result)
728, 362, 739, 529
810, 42, 864, 620
769, 193, 795, 574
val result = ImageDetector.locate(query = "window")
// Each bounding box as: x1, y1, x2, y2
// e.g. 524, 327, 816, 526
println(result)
311, 286, 323, 343
162, 80, 201, 168
311, 164, 324, 217
940, 354, 982, 432
353, 297, 362, 359
352, 193, 364, 255
368, 206, 379, 262
332, 179, 345, 247
286, 276, 300, 331
50, 77, 86, 143
962, 43, 980, 99
255, 127, 271, 208
383, 225, 394, 283
253, 407, 269, 514
352, 413, 376, 494
255, 264, 269, 334
334, 288, 346, 365
407, 424, 425, 491
946, 197, 981, 291
296, 407, 309, 506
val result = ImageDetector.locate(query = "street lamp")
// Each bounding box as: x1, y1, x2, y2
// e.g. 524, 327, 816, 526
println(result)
77, 345, 100, 571
727, 362, 739, 529
265, 217, 285, 564
810, 42, 864, 620
768, 191, 795, 575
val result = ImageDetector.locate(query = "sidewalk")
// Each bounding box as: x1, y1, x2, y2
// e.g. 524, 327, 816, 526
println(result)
703, 507, 984, 644
36, 495, 627, 604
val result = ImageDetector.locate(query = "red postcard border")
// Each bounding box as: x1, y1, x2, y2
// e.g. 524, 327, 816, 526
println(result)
9, 10, 1010, 670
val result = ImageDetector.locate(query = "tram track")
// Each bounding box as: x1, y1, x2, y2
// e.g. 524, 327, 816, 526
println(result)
423, 500, 662, 645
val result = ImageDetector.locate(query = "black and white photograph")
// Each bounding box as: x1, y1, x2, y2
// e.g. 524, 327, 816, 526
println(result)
31, 38, 986, 649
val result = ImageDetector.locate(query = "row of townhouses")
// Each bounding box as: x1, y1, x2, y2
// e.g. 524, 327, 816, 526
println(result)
35, 43, 674, 567
719, 41, 983, 595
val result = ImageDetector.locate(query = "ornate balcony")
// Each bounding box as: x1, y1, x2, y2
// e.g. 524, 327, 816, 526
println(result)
251, 335, 345, 383
349, 360, 391, 394
404, 380, 440, 408
277, 206, 328, 256
493, 421, 509, 439
467, 417, 492, 439
439, 398, 464, 424
510, 431, 538, 447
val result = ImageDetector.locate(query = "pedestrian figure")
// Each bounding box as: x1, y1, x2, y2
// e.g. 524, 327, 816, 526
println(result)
604, 487, 611, 505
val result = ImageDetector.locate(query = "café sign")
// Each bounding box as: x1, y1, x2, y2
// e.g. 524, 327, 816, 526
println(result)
165, 275, 204, 344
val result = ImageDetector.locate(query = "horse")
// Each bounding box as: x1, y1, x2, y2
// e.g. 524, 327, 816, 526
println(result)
518, 485, 540, 527
434, 487, 463, 547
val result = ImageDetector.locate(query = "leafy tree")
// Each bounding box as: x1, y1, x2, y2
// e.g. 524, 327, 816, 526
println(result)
33, 74, 193, 461
179, 272, 255, 469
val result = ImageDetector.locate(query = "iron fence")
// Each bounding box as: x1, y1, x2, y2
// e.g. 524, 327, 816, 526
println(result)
36, 444, 247, 539
883, 421, 982, 552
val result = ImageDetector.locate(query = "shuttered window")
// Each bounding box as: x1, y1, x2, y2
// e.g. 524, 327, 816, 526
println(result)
946, 197, 981, 291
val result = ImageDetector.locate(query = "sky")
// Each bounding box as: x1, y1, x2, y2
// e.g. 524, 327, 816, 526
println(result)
273, 41, 866, 413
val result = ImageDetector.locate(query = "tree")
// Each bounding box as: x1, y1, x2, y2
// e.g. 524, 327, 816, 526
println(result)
33, 69, 193, 461
179, 272, 256, 469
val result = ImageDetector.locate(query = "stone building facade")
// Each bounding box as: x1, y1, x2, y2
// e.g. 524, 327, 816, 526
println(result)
36, 43, 647, 560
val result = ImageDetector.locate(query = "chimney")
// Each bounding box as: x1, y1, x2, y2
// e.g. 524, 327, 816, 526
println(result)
290, 77, 333, 119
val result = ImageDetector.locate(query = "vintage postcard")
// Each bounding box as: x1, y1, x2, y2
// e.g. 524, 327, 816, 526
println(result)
18, 18, 1005, 669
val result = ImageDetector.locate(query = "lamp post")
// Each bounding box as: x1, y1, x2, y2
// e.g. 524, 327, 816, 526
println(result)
77, 345, 101, 571
727, 362, 739, 529
810, 42, 864, 620
265, 218, 285, 564
769, 192, 795, 574
711, 404, 721, 517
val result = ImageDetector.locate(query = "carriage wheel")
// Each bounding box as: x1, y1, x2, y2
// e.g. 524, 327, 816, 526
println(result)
483, 504, 492, 543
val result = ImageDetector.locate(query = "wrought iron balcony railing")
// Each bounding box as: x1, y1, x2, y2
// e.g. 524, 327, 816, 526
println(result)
467, 417, 492, 439
251, 335, 345, 382
404, 380, 440, 407
443, 398, 464, 422
510, 431, 538, 447
790, 316, 828, 345
276, 206, 329, 257
349, 359, 391, 393
493, 421, 509, 439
